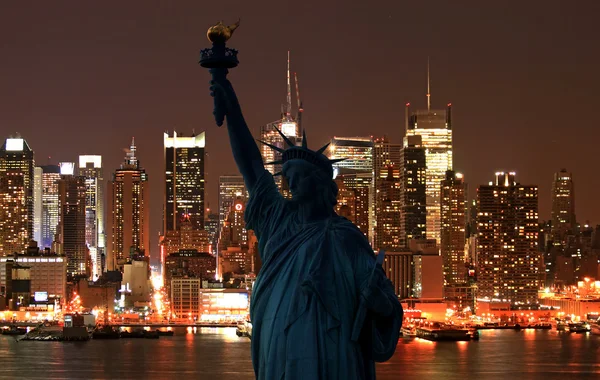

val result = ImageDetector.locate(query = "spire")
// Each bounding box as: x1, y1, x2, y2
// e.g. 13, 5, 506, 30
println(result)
427, 57, 431, 112
295, 71, 303, 135
286, 50, 292, 119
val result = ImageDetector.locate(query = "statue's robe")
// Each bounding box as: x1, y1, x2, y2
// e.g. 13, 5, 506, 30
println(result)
246, 170, 403, 380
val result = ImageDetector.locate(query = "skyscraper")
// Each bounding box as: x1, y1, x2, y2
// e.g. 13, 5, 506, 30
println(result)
405, 77, 453, 245
0, 137, 34, 255
477, 172, 540, 304
107, 140, 150, 271
164, 132, 205, 232
57, 163, 87, 276
40, 165, 61, 249
260, 52, 303, 191
79, 155, 104, 279
373, 137, 402, 250
328, 137, 374, 239
551, 169, 576, 244
440, 170, 467, 287
399, 135, 427, 248
218, 175, 247, 234
33, 167, 43, 245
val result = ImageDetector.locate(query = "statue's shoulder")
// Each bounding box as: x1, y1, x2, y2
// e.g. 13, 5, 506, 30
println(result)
327, 216, 372, 253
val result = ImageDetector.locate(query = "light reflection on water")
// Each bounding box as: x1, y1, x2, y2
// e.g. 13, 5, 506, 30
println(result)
0, 329, 599, 379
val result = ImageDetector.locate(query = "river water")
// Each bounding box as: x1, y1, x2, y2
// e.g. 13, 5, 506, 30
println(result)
1, 328, 599, 379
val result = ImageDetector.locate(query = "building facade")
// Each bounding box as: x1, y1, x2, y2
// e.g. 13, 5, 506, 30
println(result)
399, 135, 427, 248
373, 137, 402, 250
477, 172, 540, 305
39, 165, 61, 249
164, 132, 205, 232
107, 140, 150, 271
440, 170, 467, 287
405, 103, 453, 245
57, 166, 87, 276
551, 169, 576, 244
0, 137, 35, 255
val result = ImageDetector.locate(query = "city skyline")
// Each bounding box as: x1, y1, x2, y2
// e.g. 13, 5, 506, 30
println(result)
1, 1, 599, 253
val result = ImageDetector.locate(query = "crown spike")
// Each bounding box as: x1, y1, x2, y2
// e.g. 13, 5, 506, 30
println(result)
273, 125, 295, 147
328, 158, 347, 164
265, 160, 284, 166
302, 129, 308, 149
257, 140, 284, 153
316, 142, 331, 155
273, 171, 283, 177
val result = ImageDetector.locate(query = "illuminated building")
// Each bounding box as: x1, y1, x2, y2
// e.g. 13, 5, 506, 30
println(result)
410, 239, 443, 299
399, 135, 427, 247
57, 164, 87, 276
204, 212, 219, 254
328, 137, 374, 239
382, 251, 413, 298
329, 137, 373, 173
39, 165, 61, 249
160, 216, 211, 279
164, 249, 216, 300
373, 137, 402, 250
170, 280, 248, 322
219, 196, 247, 250
477, 172, 540, 304
0, 137, 34, 255
107, 139, 150, 271
218, 175, 247, 234
164, 131, 206, 231
551, 169, 576, 244
33, 167, 43, 245
405, 97, 453, 245
0, 242, 67, 302
78, 155, 105, 279
440, 170, 467, 287
260, 52, 303, 191
122, 259, 150, 304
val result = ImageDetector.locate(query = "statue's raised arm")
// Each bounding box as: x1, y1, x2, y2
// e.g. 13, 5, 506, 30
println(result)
209, 68, 264, 190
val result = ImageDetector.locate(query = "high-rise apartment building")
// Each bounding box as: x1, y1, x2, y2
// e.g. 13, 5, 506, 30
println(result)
57, 163, 87, 276
78, 155, 104, 279
107, 140, 150, 271
33, 167, 43, 245
373, 137, 402, 250
477, 172, 540, 304
219, 196, 247, 251
399, 135, 427, 248
329, 137, 374, 174
164, 132, 205, 232
440, 170, 467, 287
551, 169, 576, 244
39, 165, 61, 249
405, 100, 453, 246
0, 137, 35, 255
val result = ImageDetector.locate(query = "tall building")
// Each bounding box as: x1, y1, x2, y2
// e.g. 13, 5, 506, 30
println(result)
160, 216, 211, 278
57, 163, 87, 276
328, 137, 374, 239
164, 132, 206, 232
373, 137, 402, 250
218, 175, 247, 234
204, 212, 219, 254
477, 172, 540, 304
33, 167, 43, 245
440, 170, 467, 287
405, 91, 453, 245
219, 197, 247, 251
78, 155, 104, 279
0, 137, 35, 255
40, 165, 61, 249
551, 169, 576, 244
260, 52, 303, 191
399, 135, 427, 247
107, 140, 150, 271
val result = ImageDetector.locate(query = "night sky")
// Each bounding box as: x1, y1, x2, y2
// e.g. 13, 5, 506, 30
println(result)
1, 1, 599, 257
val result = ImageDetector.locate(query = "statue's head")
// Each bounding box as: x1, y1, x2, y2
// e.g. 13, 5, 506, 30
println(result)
260, 128, 344, 207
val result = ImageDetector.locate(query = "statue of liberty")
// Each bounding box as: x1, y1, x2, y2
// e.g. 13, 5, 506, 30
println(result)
201, 21, 402, 379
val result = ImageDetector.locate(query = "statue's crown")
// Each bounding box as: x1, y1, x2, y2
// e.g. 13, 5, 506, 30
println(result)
259, 127, 345, 177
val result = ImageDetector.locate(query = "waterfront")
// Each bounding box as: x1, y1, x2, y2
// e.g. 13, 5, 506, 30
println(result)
1, 328, 599, 379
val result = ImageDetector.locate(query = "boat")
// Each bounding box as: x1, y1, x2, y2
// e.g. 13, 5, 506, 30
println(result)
156, 329, 174, 337
589, 323, 600, 335
236, 322, 248, 337
568, 323, 588, 334
416, 326, 472, 342
556, 321, 567, 331
245, 320, 252, 339
143, 330, 159, 339
467, 328, 480, 340
400, 326, 416, 338
1, 326, 27, 335
92, 325, 121, 339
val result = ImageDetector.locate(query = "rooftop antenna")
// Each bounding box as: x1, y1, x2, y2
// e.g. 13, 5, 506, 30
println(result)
427, 57, 431, 112
286, 50, 292, 119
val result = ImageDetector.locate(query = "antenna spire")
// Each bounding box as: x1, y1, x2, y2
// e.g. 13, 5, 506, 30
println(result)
294, 71, 303, 135
427, 57, 431, 112
286, 50, 292, 119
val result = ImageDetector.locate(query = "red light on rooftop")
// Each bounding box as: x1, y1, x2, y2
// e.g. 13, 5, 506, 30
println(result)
405, 102, 410, 107
447, 103, 452, 107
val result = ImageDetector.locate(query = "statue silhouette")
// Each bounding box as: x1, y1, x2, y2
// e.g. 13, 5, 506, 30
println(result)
209, 67, 402, 380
